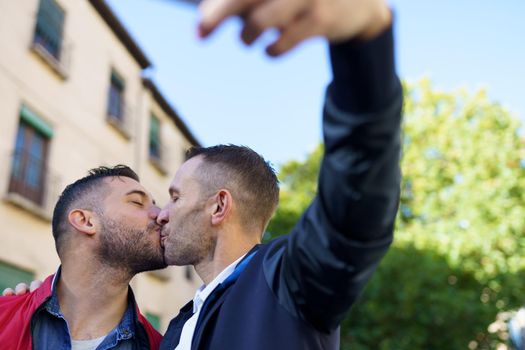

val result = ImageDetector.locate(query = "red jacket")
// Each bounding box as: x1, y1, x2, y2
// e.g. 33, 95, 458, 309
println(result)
0, 274, 162, 349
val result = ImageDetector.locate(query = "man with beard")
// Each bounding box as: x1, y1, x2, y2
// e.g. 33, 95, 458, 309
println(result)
0, 165, 164, 350
156, 0, 402, 348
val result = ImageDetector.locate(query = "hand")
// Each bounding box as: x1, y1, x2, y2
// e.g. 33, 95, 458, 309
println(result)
197, 0, 392, 56
2, 280, 42, 296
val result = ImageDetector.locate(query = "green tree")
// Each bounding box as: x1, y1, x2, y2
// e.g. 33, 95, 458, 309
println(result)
267, 79, 525, 349
266, 144, 322, 239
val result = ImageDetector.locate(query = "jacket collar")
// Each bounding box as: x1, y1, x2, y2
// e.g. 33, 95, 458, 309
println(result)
191, 245, 260, 349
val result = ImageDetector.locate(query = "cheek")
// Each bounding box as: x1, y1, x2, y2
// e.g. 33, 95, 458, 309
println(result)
165, 211, 181, 233
167, 209, 177, 224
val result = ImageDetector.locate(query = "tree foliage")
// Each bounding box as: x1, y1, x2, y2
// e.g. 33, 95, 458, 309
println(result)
267, 79, 525, 349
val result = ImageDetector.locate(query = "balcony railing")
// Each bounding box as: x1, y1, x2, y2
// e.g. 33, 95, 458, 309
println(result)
5, 150, 61, 221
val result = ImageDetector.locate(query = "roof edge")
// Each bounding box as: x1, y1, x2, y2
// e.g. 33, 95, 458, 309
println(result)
142, 78, 201, 147
88, 0, 152, 69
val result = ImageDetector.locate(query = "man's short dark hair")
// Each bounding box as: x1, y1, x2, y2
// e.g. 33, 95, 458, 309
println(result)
186, 145, 279, 234
51, 165, 139, 255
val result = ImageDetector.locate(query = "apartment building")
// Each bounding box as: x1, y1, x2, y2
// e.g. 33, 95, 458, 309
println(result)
0, 0, 201, 331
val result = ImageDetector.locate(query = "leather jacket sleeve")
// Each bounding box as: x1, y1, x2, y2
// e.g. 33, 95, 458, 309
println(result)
264, 24, 403, 332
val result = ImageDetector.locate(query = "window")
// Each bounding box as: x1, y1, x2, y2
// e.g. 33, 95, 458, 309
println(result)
145, 312, 161, 331
33, 0, 65, 61
149, 114, 161, 160
107, 71, 125, 122
0, 261, 34, 292
9, 106, 52, 206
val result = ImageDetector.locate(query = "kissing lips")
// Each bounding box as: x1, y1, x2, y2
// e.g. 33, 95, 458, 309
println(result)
160, 235, 167, 248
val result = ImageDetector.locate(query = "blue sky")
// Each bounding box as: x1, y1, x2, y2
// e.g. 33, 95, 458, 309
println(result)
107, 0, 525, 166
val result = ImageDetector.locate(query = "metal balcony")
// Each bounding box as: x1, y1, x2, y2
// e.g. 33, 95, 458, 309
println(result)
5, 149, 61, 221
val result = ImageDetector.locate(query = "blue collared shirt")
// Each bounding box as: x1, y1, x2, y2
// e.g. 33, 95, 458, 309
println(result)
31, 271, 138, 350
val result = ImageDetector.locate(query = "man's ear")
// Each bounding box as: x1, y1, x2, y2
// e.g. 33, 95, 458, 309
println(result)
68, 209, 97, 236
210, 190, 232, 226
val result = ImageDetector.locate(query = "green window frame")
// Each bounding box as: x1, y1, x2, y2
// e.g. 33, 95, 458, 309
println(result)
9, 105, 52, 205
20, 105, 53, 138
34, 0, 65, 60
107, 71, 125, 121
149, 114, 161, 160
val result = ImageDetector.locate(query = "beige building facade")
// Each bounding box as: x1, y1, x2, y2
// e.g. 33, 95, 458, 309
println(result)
0, 0, 201, 331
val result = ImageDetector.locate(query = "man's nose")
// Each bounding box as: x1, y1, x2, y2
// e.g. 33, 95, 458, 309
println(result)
156, 207, 169, 225
149, 206, 161, 221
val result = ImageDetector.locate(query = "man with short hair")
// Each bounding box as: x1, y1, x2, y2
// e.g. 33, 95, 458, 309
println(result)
157, 0, 403, 348
0, 165, 164, 350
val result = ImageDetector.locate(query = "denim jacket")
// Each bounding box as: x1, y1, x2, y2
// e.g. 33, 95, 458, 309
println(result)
31, 270, 157, 350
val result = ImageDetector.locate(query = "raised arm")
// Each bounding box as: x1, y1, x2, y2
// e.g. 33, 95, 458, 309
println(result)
195, 0, 402, 333
268, 19, 403, 332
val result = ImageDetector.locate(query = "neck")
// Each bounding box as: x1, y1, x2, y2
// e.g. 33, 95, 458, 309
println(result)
57, 258, 132, 340
195, 230, 259, 285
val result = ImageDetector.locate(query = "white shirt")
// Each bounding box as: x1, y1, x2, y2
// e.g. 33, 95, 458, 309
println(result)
175, 254, 246, 350
71, 335, 106, 350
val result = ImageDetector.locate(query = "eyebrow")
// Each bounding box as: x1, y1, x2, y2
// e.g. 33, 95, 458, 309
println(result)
125, 190, 156, 205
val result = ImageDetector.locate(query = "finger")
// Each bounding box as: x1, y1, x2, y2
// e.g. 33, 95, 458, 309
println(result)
2, 288, 15, 297
29, 280, 43, 293
266, 14, 318, 57
15, 283, 29, 296
240, 0, 309, 45
240, 14, 265, 45
199, 0, 260, 38
241, 23, 264, 45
